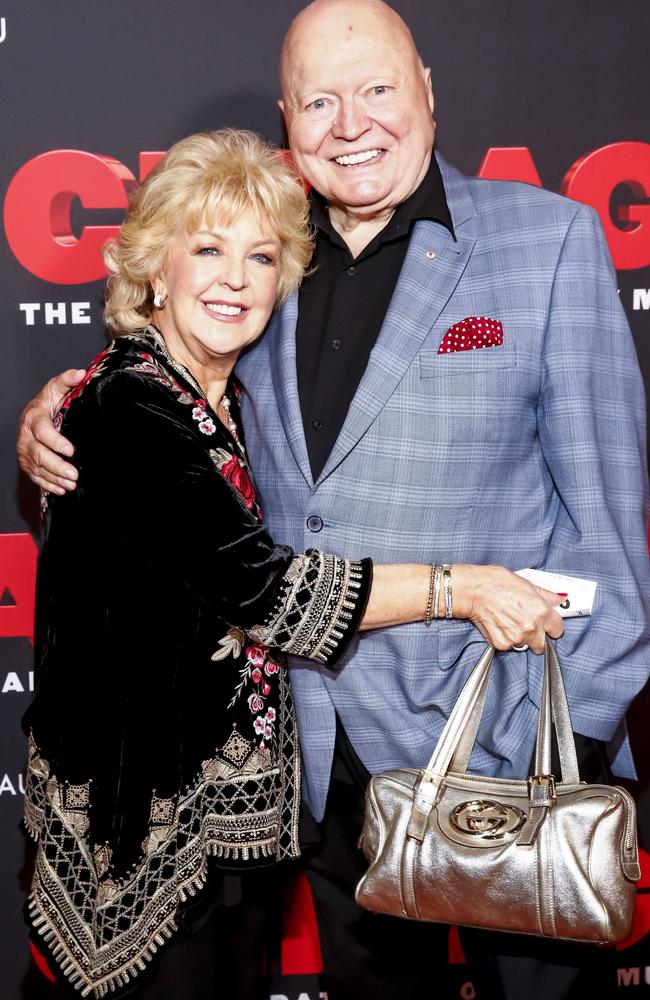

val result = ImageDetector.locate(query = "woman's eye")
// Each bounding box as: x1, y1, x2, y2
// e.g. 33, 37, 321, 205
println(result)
197, 246, 221, 256
251, 253, 275, 266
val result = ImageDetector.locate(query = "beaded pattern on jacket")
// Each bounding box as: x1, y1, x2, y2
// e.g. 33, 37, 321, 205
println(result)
23, 661, 300, 1000
248, 549, 365, 662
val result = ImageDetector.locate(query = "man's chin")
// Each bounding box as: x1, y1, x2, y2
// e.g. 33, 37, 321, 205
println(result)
326, 181, 393, 212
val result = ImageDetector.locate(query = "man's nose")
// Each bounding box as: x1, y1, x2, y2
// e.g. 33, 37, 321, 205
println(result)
332, 98, 371, 141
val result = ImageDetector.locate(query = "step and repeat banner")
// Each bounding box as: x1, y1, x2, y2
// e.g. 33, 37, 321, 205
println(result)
1, 2, 649, 997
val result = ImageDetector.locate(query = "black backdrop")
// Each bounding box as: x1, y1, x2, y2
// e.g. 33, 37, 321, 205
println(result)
1, 2, 649, 997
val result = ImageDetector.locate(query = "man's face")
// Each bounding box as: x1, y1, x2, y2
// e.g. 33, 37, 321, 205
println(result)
280, 7, 435, 217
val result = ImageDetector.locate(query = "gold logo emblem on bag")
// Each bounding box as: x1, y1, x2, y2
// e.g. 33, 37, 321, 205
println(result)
449, 799, 525, 840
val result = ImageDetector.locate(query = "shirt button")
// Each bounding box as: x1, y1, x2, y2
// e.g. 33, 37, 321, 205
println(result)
306, 515, 323, 532
312, 418, 323, 430
346, 265, 356, 276
331, 339, 342, 351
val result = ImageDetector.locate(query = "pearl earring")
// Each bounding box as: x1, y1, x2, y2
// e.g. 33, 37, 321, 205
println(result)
153, 292, 167, 308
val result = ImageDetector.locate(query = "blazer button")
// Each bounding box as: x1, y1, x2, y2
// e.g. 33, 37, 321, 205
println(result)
306, 515, 323, 532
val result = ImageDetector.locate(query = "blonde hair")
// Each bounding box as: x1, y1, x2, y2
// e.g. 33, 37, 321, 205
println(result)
103, 129, 312, 334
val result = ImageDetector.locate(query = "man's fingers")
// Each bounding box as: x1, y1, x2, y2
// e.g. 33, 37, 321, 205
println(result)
36, 470, 77, 492
32, 476, 66, 496
33, 440, 78, 484
51, 368, 86, 395
33, 421, 77, 470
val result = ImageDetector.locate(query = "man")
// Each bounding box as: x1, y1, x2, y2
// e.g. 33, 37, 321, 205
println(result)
18, 2, 650, 997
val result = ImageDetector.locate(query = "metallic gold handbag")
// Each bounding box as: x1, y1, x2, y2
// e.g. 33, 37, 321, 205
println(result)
355, 639, 640, 943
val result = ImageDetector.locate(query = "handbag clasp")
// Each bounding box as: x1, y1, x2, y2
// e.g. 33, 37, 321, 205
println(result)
527, 774, 557, 806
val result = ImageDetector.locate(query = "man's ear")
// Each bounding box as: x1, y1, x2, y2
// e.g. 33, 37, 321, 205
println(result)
423, 67, 434, 115
278, 99, 285, 114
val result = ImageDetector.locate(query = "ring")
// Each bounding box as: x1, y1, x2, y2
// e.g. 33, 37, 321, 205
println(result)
512, 643, 529, 652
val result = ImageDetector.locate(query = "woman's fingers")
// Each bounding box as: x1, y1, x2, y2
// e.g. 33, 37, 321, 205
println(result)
455, 564, 565, 651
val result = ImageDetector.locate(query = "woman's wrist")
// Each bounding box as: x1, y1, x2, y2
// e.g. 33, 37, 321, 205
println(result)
441, 564, 478, 621
424, 563, 461, 621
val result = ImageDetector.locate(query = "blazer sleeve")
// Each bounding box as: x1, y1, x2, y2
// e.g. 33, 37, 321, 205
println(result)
72, 370, 371, 666
537, 202, 650, 755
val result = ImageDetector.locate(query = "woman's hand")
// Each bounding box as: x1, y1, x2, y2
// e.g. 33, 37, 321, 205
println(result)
16, 369, 85, 495
452, 564, 564, 654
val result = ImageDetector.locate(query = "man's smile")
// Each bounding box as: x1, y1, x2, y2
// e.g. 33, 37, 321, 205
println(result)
333, 148, 384, 166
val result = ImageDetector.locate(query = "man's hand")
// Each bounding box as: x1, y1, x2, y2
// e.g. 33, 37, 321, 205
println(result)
453, 564, 564, 654
17, 369, 86, 495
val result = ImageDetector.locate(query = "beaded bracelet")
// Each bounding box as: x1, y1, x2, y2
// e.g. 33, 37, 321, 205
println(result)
424, 563, 438, 626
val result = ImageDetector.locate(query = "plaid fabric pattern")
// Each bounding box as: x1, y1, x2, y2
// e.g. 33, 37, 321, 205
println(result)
236, 155, 650, 821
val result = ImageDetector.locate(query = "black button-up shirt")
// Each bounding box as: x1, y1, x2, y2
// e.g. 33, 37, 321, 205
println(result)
296, 154, 455, 480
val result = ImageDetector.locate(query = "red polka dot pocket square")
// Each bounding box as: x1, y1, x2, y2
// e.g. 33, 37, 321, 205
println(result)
437, 316, 503, 354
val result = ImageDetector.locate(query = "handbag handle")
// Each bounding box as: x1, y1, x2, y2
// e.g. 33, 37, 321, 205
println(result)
425, 638, 580, 784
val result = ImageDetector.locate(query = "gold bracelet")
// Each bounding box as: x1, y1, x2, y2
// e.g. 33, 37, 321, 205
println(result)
424, 563, 438, 626
442, 564, 453, 619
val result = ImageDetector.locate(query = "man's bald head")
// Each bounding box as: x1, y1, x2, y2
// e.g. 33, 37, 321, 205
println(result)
278, 0, 436, 230
280, 0, 423, 102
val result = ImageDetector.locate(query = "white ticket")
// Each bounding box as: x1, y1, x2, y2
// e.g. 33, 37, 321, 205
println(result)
515, 568, 597, 618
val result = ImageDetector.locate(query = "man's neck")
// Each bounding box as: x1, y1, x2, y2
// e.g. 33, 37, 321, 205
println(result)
326, 203, 397, 259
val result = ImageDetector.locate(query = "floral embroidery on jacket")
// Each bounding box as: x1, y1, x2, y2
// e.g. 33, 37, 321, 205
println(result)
214, 636, 280, 750
53, 344, 117, 432
42, 344, 119, 517
127, 352, 217, 436
209, 448, 260, 516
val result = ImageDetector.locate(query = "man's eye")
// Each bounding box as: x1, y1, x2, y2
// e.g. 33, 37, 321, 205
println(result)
368, 85, 391, 98
307, 98, 327, 111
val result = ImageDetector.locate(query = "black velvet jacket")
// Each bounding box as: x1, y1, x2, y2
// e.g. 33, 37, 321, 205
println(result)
23, 327, 371, 997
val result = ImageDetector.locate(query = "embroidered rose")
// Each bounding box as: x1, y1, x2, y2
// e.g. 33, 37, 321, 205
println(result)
192, 406, 205, 421
261, 680, 272, 697
246, 644, 268, 667
59, 347, 112, 414
220, 455, 257, 510
265, 708, 276, 723
251, 668, 263, 684
264, 659, 279, 677
198, 417, 216, 435
254, 716, 266, 735
264, 725, 272, 740
248, 693, 265, 713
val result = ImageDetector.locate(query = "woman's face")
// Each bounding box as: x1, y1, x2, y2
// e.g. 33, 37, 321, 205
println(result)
154, 209, 281, 377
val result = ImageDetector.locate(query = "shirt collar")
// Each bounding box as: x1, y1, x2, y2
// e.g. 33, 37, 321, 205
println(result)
309, 152, 455, 250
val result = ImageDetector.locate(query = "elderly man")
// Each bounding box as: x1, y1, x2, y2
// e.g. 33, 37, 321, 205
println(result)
18, 1, 649, 998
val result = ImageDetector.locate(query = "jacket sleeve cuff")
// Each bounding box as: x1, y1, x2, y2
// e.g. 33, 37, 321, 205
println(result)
246, 550, 372, 667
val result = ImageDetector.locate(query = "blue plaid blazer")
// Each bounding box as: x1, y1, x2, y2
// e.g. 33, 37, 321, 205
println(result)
236, 155, 650, 821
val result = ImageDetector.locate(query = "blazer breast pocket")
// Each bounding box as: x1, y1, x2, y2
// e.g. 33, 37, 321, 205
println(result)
419, 342, 517, 378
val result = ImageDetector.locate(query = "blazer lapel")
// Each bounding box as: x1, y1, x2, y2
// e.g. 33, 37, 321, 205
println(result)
268, 293, 314, 487
317, 157, 478, 484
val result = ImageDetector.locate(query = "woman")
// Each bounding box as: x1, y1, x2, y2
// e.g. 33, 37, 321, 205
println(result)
23, 130, 562, 1000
